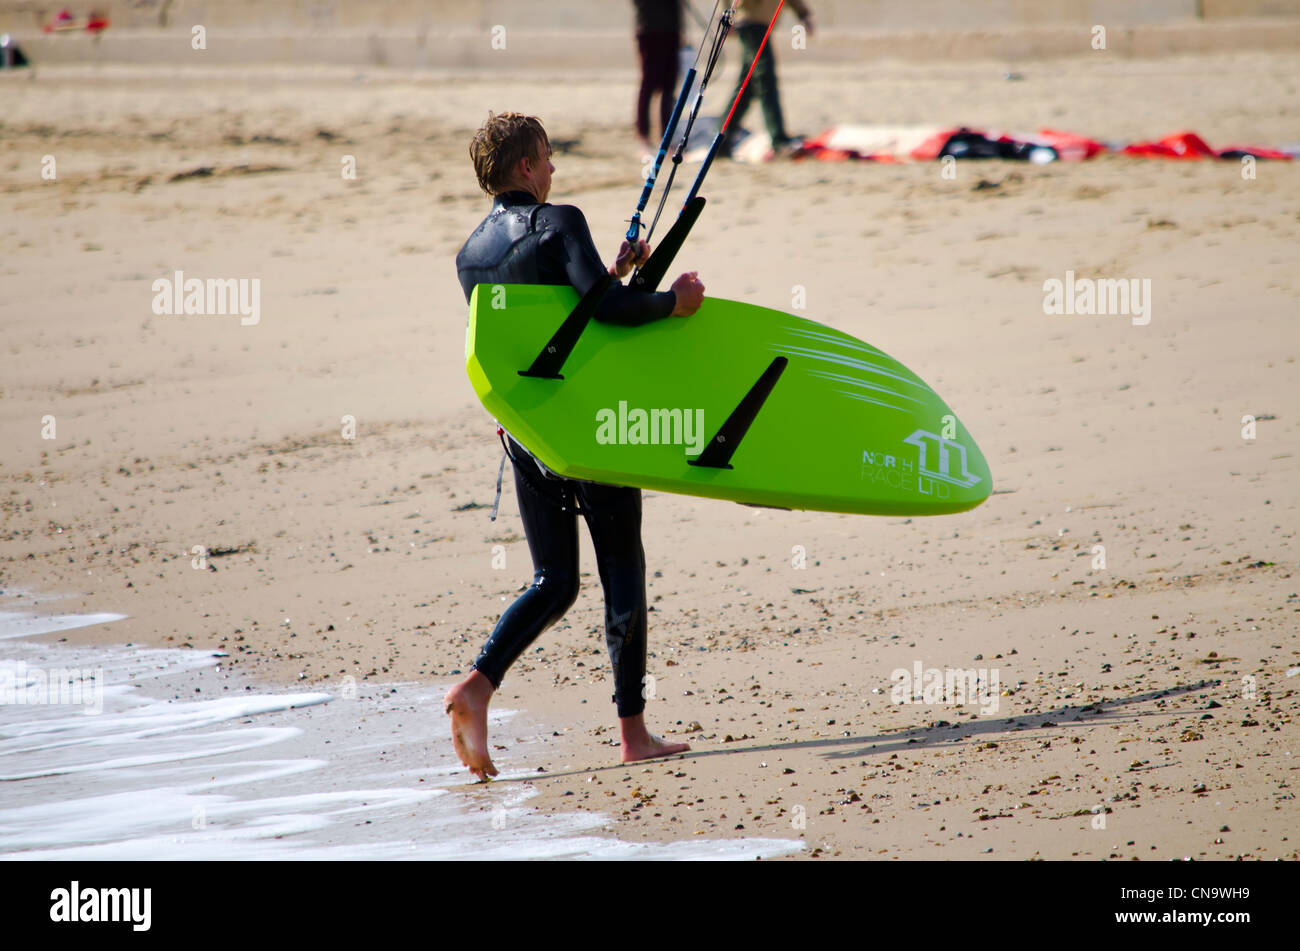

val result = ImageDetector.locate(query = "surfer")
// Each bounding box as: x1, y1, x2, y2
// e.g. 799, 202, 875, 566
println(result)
448, 112, 705, 780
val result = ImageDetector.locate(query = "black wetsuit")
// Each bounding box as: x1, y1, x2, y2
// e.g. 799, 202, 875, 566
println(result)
455, 190, 676, 718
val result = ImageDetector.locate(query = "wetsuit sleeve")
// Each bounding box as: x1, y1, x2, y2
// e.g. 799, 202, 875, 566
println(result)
538, 205, 677, 327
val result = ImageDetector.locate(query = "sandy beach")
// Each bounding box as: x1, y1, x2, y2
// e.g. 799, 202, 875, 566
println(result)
2, 48, 1297, 859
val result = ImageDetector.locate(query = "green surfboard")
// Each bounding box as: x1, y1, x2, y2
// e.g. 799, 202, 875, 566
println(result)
466, 283, 991, 516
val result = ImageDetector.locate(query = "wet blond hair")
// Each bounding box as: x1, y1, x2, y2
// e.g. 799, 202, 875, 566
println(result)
468, 111, 551, 195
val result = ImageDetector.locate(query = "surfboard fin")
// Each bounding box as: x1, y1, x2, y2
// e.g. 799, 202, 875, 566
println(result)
517, 273, 613, 380
630, 196, 706, 293
688, 356, 788, 469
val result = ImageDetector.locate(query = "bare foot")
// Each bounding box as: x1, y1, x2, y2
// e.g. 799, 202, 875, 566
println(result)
444, 670, 498, 780
619, 712, 691, 763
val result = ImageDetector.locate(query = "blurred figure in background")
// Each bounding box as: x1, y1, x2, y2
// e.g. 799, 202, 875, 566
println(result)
632, 0, 684, 153
721, 0, 813, 158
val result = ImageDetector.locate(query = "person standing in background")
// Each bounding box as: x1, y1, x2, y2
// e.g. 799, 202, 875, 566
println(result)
720, 0, 813, 158
632, 0, 684, 153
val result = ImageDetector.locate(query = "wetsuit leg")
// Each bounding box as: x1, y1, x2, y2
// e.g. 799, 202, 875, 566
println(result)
655, 34, 679, 139
574, 480, 649, 719
636, 33, 679, 141
720, 23, 763, 155
471, 449, 581, 688
635, 33, 656, 140
752, 32, 789, 145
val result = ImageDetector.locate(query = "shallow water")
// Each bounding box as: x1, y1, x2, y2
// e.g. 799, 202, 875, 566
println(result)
0, 610, 802, 860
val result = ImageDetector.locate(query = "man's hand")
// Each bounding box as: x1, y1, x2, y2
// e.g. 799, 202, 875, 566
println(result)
610, 238, 651, 279
670, 271, 704, 317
